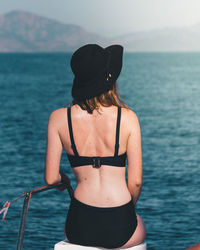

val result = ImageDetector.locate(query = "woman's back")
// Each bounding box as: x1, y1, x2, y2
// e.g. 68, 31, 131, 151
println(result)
56, 104, 134, 207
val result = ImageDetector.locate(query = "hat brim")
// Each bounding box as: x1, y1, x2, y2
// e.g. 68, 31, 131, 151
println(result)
72, 45, 123, 101
105, 45, 123, 83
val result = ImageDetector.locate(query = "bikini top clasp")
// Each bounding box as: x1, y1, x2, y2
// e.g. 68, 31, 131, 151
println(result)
92, 157, 101, 168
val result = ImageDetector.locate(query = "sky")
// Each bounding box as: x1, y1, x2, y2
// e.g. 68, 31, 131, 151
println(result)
1, 0, 200, 36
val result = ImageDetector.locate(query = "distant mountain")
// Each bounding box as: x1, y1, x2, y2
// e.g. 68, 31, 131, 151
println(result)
0, 10, 107, 52
114, 25, 200, 52
1, 10, 200, 52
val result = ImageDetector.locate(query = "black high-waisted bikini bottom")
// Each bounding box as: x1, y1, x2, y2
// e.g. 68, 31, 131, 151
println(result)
65, 196, 138, 249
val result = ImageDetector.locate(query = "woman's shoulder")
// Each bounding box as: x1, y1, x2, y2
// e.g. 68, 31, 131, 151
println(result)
49, 107, 67, 117
121, 107, 141, 135
121, 107, 140, 124
48, 108, 68, 125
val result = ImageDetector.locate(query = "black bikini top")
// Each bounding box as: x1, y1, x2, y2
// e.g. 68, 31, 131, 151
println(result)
66, 106, 127, 168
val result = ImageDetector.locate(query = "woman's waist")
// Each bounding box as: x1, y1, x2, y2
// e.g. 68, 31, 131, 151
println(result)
73, 182, 132, 207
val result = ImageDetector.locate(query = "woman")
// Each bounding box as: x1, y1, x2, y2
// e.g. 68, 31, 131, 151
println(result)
44, 44, 146, 249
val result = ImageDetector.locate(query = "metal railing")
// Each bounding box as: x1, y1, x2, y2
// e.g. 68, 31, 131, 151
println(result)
16, 172, 73, 250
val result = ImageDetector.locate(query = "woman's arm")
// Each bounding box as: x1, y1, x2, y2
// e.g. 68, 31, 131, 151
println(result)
44, 110, 63, 185
126, 109, 142, 205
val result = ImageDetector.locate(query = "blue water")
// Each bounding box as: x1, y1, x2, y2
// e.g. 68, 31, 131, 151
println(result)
0, 53, 199, 250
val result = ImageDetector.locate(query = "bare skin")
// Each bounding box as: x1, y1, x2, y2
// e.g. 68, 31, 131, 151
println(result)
44, 104, 146, 248
186, 243, 200, 250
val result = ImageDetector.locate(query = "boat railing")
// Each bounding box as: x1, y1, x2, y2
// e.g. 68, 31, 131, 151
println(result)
0, 171, 73, 250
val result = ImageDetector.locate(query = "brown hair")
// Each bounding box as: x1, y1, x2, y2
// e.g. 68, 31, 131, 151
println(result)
70, 82, 129, 114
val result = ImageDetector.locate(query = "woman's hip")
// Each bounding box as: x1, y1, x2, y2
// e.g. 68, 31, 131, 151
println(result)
65, 195, 137, 248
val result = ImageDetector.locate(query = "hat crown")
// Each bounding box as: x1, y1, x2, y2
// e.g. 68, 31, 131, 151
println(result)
70, 44, 123, 101
71, 44, 108, 82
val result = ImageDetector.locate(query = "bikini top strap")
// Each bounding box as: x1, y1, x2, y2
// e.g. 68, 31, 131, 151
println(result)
114, 107, 121, 156
67, 107, 79, 156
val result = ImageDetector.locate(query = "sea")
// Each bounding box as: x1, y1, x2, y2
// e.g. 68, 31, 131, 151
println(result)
0, 52, 199, 250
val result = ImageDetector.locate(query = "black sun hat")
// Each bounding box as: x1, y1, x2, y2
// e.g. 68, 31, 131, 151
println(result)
70, 44, 123, 101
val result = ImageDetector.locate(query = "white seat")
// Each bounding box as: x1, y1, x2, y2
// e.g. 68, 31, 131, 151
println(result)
54, 240, 147, 250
